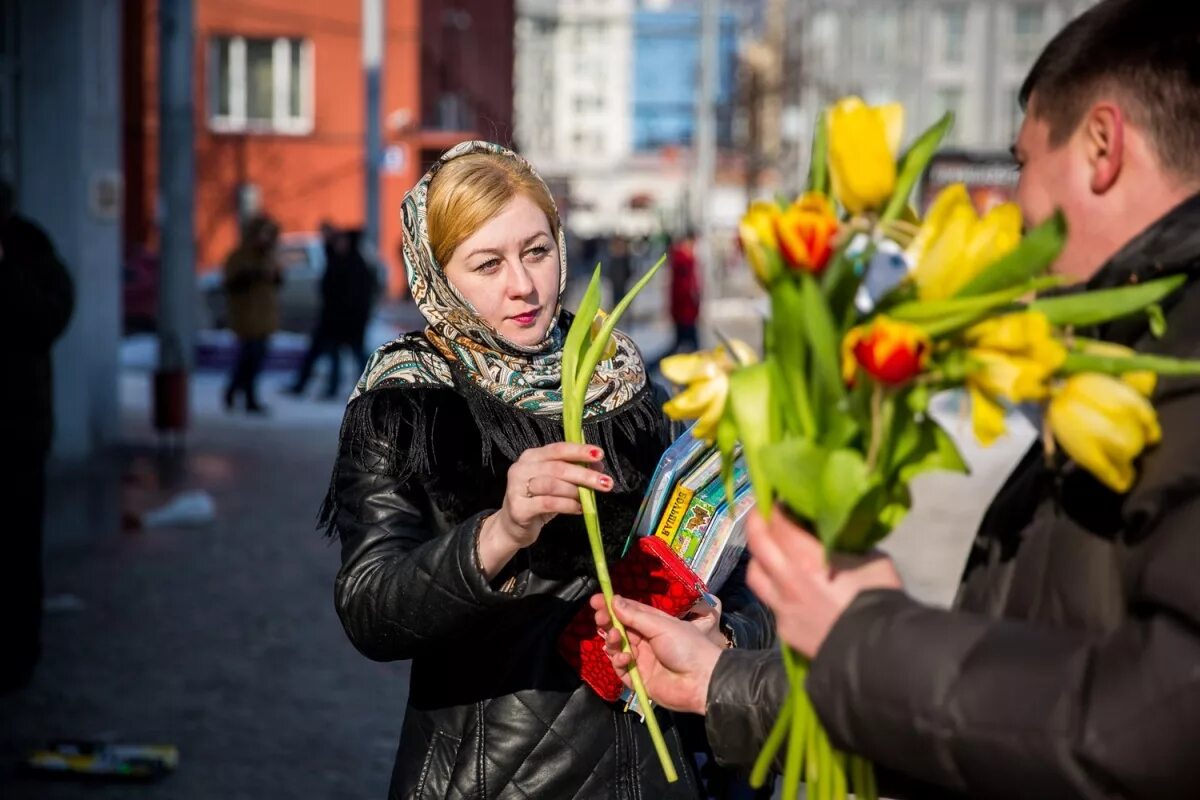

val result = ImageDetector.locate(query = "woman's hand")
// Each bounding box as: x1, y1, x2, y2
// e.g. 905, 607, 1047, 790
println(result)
683, 597, 730, 649
477, 443, 612, 577
590, 594, 723, 716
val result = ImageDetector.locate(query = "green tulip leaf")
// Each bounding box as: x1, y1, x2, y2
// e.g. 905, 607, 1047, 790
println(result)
880, 112, 954, 225
574, 255, 666, 401
890, 275, 1060, 324
729, 363, 777, 515
815, 449, 878, 551
952, 211, 1067, 298
1147, 304, 1167, 339
770, 280, 816, 437
1060, 351, 1200, 378
800, 273, 847, 433
807, 109, 830, 196
761, 438, 829, 524
897, 421, 970, 483
563, 265, 603, 401
1029, 274, 1186, 328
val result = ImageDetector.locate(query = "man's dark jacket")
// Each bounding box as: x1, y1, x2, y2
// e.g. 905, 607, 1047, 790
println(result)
705, 194, 1200, 799
0, 214, 74, 453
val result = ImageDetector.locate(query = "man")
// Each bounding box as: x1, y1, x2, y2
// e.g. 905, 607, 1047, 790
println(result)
0, 180, 74, 692
595, 2, 1200, 796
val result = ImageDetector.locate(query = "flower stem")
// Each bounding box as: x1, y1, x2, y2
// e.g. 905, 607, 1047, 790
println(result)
749, 692, 794, 787
579, 486, 678, 783
864, 383, 885, 473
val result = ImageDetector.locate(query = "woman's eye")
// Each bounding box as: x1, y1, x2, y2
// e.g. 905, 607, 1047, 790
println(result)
475, 258, 502, 273
525, 246, 550, 260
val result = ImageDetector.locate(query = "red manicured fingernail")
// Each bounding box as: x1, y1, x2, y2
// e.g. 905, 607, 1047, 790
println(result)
599, 476, 613, 489
590, 447, 603, 459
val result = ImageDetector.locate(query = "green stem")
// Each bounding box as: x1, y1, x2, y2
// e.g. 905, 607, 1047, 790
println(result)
579, 486, 678, 783
781, 653, 808, 798
748, 692, 794, 788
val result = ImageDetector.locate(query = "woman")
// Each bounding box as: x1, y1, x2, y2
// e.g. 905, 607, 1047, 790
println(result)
223, 213, 281, 413
322, 142, 770, 799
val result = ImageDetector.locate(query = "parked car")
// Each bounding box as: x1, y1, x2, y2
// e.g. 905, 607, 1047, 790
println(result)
198, 231, 385, 334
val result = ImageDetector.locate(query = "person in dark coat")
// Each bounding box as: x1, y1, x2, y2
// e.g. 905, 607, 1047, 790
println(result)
223, 214, 281, 413
592, 3, 1200, 798
288, 226, 377, 398
321, 141, 772, 799
0, 180, 74, 693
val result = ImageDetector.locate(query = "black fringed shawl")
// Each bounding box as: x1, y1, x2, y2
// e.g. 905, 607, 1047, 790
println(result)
320, 339, 672, 580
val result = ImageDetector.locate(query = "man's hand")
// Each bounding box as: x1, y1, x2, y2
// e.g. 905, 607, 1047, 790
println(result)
590, 594, 722, 715
746, 509, 903, 659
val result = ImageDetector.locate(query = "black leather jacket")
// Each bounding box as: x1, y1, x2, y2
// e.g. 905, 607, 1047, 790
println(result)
327, 365, 771, 799
706, 194, 1200, 799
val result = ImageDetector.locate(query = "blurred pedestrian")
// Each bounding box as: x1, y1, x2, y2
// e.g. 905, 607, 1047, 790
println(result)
658, 228, 701, 363
288, 228, 378, 399
0, 179, 74, 693
320, 142, 771, 799
607, 233, 632, 303
223, 214, 281, 413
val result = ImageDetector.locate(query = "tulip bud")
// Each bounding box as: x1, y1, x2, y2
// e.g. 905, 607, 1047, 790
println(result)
842, 316, 930, 386
775, 192, 839, 275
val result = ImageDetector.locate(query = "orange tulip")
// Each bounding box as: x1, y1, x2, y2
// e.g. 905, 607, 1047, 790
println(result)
842, 316, 930, 386
775, 192, 839, 275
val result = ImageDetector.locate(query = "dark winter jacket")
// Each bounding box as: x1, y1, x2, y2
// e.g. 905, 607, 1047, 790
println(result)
325, 337, 772, 800
0, 214, 74, 453
320, 241, 378, 343
705, 192, 1200, 799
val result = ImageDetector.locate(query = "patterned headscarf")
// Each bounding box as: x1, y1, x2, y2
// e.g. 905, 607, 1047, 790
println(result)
354, 141, 648, 419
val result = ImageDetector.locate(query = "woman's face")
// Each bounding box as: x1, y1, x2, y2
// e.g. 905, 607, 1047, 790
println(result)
443, 193, 560, 347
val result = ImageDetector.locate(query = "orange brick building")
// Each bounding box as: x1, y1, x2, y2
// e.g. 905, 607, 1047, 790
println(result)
123, 0, 514, 295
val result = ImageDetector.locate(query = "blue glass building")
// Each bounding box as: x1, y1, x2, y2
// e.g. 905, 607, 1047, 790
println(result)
632, 8, 738, 151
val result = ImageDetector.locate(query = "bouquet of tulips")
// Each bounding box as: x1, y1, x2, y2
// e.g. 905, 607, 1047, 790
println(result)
658, 97, 1200, 799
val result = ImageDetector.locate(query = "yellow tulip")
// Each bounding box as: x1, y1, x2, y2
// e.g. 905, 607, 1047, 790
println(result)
963, 312, 1067, 446
739, 201, 784, 286
908, 184, 1023, 300
827, 97, 904, 215
1077, 340, 1157, 396
661, 341, 759, 441
590, 309, 618, 360
1048, 373, 1162, 493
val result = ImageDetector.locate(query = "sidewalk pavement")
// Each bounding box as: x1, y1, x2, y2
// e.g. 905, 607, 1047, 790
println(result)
0, 370, 407, 799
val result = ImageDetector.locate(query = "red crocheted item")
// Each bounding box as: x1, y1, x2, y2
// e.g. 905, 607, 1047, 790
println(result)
558, 536, 706, 702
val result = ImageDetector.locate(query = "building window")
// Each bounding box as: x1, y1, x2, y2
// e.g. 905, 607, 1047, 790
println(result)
864, 9, 898, 67
1012, 4, 1045, 66
941, 5, 967, 66
209, 36, 314, 134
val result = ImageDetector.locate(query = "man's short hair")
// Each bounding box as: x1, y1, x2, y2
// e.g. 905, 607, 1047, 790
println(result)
1020, 0, 1200, 178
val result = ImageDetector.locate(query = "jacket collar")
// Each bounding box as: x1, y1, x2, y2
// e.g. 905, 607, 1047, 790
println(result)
1086, 191, 1200, 290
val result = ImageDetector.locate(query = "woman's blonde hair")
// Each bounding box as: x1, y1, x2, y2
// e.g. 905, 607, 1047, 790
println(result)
426, 153, 560, 268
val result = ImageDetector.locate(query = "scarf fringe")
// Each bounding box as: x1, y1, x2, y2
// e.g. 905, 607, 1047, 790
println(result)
318, 381, 667, 538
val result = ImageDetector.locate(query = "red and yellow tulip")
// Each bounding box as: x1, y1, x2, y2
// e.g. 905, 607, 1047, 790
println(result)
842, 316, 930, 386
775, 192, 839, 275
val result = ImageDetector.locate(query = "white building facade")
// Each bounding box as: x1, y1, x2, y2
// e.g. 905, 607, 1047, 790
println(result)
790, 0, 1098, 166
514, 0, 635, 176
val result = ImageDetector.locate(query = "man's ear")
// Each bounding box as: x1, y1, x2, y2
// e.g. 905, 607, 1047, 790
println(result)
1083, 102, 1125, 194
